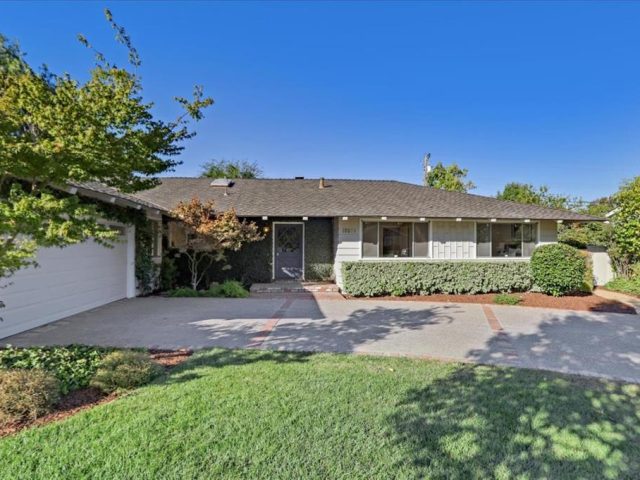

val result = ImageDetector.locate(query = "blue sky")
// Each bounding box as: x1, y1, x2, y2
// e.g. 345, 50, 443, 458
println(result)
2, 1, 640, 199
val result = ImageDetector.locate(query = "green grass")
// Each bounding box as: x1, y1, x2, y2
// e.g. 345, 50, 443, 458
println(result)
606, 277, 640, 297
1, 349, 639, 479
494, 293, 523, 305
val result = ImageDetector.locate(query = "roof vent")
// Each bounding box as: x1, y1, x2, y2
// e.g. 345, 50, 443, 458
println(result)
319, 177, 326, 189
210, 178, 234, 187
294, 176, 304, 180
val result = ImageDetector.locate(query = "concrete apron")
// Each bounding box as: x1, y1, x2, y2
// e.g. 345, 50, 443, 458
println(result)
3, 296, 640, 384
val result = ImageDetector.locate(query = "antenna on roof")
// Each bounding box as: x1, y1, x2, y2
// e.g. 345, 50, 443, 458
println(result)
423, 153, 432, 175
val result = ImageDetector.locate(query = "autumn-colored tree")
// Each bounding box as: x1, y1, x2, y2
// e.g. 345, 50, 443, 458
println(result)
171, 199, 263, 289
0, 10, 212, 280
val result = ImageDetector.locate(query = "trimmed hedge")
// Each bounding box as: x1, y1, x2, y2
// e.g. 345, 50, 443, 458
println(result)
531, 243, 586, 296
342, 261, 532, 297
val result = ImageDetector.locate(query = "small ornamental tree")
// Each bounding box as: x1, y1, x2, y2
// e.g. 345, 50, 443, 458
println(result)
171, 199, 263, 290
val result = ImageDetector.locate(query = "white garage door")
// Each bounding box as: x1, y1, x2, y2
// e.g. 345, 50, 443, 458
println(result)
0, 233, 130, 340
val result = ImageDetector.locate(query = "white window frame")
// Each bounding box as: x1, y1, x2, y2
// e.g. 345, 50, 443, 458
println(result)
474, 221, 538, 259
360, 219, 430, 259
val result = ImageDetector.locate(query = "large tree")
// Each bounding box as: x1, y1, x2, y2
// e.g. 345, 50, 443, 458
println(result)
424, 162, 475, 192
200, 159, 262, 179
171, 198, 263, 289
609, 176, 640, 276
0, 10, 212, 279
496, 182, 574, 210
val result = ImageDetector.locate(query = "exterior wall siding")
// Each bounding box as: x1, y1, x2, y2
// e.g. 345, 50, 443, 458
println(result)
539, 220, 558, 244
431, 221, 475, 260
334, 218, 361, 286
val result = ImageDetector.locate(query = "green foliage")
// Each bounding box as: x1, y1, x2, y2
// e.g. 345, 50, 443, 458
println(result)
0, 184, 118, 279
200, 159, 262, 179
0, 11, 211, 279
605, 277, 640, 297
559, 197, 613, 249
610, 176, 640, 276
342, 261, 532, 297
160, 256, 178, 291
167, 287, 202, 297
134, 219, 158, 295
424, 162, 475, 192
497, 182, 574, 210
0, 369, 60, 425
494, 293, 522, 305
0, 345, 108, 395
530, 244, 586, 296
168, 280, 249, 298
209, 280, 250, 298
90, 350, 162, 393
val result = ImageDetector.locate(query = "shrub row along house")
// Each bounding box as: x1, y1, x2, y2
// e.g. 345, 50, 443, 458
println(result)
0, 176, 601, 339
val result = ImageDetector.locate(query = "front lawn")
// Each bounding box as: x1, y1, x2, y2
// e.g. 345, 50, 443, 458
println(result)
1, 349, 639, 479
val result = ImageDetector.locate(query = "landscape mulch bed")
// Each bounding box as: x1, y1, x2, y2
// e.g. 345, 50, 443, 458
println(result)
351, 292, 636, 315
0, 349, 192, 438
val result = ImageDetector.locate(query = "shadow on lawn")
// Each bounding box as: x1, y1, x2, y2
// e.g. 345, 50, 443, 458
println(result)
163, 348, 314, 385
389, 364, 640, 479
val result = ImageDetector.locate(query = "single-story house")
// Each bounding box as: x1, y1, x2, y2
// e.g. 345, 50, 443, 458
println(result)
0, 176, 601, 340
133, 177, 601, 287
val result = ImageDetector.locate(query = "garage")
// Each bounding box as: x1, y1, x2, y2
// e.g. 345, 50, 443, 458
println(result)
0, 226, 135, 340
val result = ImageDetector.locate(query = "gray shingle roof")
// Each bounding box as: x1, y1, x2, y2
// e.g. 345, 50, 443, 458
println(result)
132, 177, 602, 221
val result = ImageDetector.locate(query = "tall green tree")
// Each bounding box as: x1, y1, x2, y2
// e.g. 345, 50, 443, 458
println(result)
610, 176, 640, 276
424, 162, 475, 192
497, 182, 574, 210
0, 9, 213, 279
200, 159, 262, 179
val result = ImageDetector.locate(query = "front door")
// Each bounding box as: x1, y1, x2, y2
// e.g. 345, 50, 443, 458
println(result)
274, 223, 304, 280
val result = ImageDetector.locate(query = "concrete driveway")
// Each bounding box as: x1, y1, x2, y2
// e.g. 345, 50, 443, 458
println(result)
4, 295, 640, 383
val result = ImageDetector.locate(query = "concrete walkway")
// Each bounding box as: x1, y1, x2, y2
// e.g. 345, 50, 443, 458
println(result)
4, 296, 640, 383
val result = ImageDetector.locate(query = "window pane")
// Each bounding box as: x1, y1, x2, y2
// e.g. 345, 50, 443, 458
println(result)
362, 222, 379, 257
414, 223, 429, 257
522, 223, 537, 257
492, 223, 522, 257
381, 223, 412, 257
476, 223, 491, 257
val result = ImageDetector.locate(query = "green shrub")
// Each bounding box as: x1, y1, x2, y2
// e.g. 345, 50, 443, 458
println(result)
0, 345, 107, 395
341, 261, 532, 297
160, 256, 178, 291
0, 369, 60, 425
494, 293, 522, 305
168, 287, 201, 297
209, 280, 249, 298
530, 243, 586, 296
90, 351, 163, 393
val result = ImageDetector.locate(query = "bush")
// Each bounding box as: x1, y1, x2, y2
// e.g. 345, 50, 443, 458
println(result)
209, 280, 249, 298
160, 256, 178, 291
341, 261, 532, 297
530, 243, 586, 296
90, 351, 163, 393
0, 369, 60, 425
0, 345, 107, 395
494, 293, 522, 305
168, 287, 201, 297
168, 280, 249, 298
